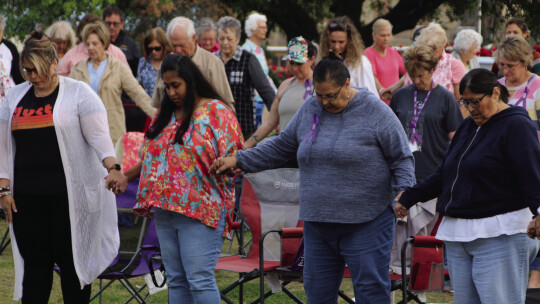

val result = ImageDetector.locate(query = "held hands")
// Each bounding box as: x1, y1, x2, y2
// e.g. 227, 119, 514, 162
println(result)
380, 88, 392, 101
210, 156, 238, 174
394, 191, 409, 218
0, 195, 16, 223
527, 216, 540, 240
105, 170, 128, 194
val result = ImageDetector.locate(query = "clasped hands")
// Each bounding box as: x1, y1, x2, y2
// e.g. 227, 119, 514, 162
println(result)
210, 156, 238, 175
104, 170, 128, 194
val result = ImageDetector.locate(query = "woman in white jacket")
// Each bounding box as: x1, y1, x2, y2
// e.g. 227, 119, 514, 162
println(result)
0, 31, 124, 302
319, 16, 378, 97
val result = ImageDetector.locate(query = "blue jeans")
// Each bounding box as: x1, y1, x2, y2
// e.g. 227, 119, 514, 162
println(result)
446, 233, 540, 304
303, 205, 395, 304
155, 209, 226, 304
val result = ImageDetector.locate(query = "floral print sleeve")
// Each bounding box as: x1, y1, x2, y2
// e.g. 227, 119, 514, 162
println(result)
0, 61, 13, 105
134, 100, 244, 234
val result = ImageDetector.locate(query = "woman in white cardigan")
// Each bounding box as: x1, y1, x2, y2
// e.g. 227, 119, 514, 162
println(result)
0, 31, 124, 302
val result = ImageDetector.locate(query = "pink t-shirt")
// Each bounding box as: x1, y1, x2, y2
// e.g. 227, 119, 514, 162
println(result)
365, 46, 406, 88
57, 43, 129, 76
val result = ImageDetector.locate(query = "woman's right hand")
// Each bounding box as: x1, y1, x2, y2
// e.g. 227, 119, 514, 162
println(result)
394, 191, 409, 218
211, 156, 238, 174
0, 194, 17, 223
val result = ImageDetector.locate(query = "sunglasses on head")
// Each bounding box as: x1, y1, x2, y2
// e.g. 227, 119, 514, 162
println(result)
329, 22, 346, 31
148, 46, 162, 52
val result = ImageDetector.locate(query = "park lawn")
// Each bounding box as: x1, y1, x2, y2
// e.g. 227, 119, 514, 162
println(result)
0, 219, 453, 303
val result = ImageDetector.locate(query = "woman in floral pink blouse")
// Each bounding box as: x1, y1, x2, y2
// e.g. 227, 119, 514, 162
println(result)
127, 53, 243, 303
0, 60, 13, 104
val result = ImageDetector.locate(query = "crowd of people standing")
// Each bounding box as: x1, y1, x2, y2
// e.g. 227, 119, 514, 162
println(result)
0, 6, 540, 304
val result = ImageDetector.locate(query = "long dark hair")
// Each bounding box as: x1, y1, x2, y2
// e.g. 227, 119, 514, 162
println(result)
145, 54, 224, 144
459, 69, 510, 103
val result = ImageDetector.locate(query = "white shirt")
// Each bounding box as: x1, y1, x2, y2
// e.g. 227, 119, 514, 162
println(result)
436, 207, 535, 242
348, 55, 379, 97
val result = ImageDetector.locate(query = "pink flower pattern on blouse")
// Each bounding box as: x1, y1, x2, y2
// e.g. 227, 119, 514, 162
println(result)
133, 100, 244, 234
0, 61, 13, 104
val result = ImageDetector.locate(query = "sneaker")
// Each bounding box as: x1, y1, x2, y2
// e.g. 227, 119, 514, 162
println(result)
443, 279, 453, 293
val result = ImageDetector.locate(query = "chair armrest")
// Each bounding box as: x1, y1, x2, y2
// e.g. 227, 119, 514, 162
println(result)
280, 227, 303, 238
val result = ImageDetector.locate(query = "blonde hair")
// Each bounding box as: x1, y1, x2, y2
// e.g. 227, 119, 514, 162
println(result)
45, 21, 76, 51
320, 16, 365, 69
416, 22, 447, 49
81, 21, 110, 50
495, 35, 533, 69
372, 18, 392, 35
403, 45, 439, 76
20, 31, 58, 82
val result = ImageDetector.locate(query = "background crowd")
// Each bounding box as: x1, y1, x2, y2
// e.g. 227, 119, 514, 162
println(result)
0, 5, 540, 304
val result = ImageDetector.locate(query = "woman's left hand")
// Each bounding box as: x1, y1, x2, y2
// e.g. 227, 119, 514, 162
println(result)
527, 216, 540, 239
105, 170, 128, 194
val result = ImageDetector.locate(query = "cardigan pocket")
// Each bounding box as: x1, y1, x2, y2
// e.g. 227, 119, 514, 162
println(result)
84, 182, 106, 213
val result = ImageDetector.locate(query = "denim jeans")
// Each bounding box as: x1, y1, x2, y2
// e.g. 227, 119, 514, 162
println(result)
155, 209, 226, 304
303, 205, 395, 304
446, 233, 540, 304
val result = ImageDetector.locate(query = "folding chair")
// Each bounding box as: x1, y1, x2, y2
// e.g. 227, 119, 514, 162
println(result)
88, 131, 165, 303
216, 168, 303, 304
390, 235, 447, 304
91, 215, 164, 304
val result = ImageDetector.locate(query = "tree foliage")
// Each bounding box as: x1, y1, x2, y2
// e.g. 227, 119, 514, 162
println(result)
1, 0, 538, 46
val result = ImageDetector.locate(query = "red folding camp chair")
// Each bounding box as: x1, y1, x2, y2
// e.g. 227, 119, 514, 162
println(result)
389, 235, 447, 304
215, 168, 304, 304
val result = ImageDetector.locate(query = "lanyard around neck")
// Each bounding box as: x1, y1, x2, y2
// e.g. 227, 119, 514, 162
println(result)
409, 81, 434, 144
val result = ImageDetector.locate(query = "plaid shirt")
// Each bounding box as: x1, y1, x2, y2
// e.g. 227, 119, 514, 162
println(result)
216, 47, 275, 138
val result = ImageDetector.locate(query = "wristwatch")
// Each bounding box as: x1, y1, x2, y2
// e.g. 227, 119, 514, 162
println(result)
108, 163, 121, 173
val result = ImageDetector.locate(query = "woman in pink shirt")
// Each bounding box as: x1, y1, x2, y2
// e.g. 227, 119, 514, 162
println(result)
365, 19, 406, 104
56, 14, 128, 76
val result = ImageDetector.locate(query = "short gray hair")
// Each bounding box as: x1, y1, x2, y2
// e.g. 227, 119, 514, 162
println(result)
167, 17, 196, 40
217, 16, 241, 39
0, 15, 5, 31
416, 22, 448, 49
453, 29, 483, 53
45, 21, 76, 50
244, 12, 266, 37
196, 18, 217, 40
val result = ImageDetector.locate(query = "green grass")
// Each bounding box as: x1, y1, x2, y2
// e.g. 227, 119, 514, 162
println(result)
0, 219, 453, 303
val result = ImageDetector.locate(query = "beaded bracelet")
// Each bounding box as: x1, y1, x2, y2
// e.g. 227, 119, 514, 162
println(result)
0, 186, 10, 192
0, 191, 12, 198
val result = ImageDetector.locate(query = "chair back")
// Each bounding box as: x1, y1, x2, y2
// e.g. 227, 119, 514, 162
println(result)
240, 168, 302, 263
408, 236, 445, 291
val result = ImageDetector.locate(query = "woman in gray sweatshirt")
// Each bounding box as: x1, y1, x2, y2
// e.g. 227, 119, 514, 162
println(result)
212, 55, 415, 304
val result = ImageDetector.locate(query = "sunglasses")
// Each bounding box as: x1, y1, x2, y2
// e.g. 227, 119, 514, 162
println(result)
148, 46, 162, 52
23, 66, 39, 75
105, 21, 121, 28
458, 93, 488, 108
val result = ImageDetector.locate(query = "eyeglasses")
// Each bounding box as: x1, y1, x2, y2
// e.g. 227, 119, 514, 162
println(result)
458, 93, 488, 108
148, 46, 162, 52
498, 61, 520, 71
23, 66, 38, 75
105, 21, 121, 28
316, 83, 344, 103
